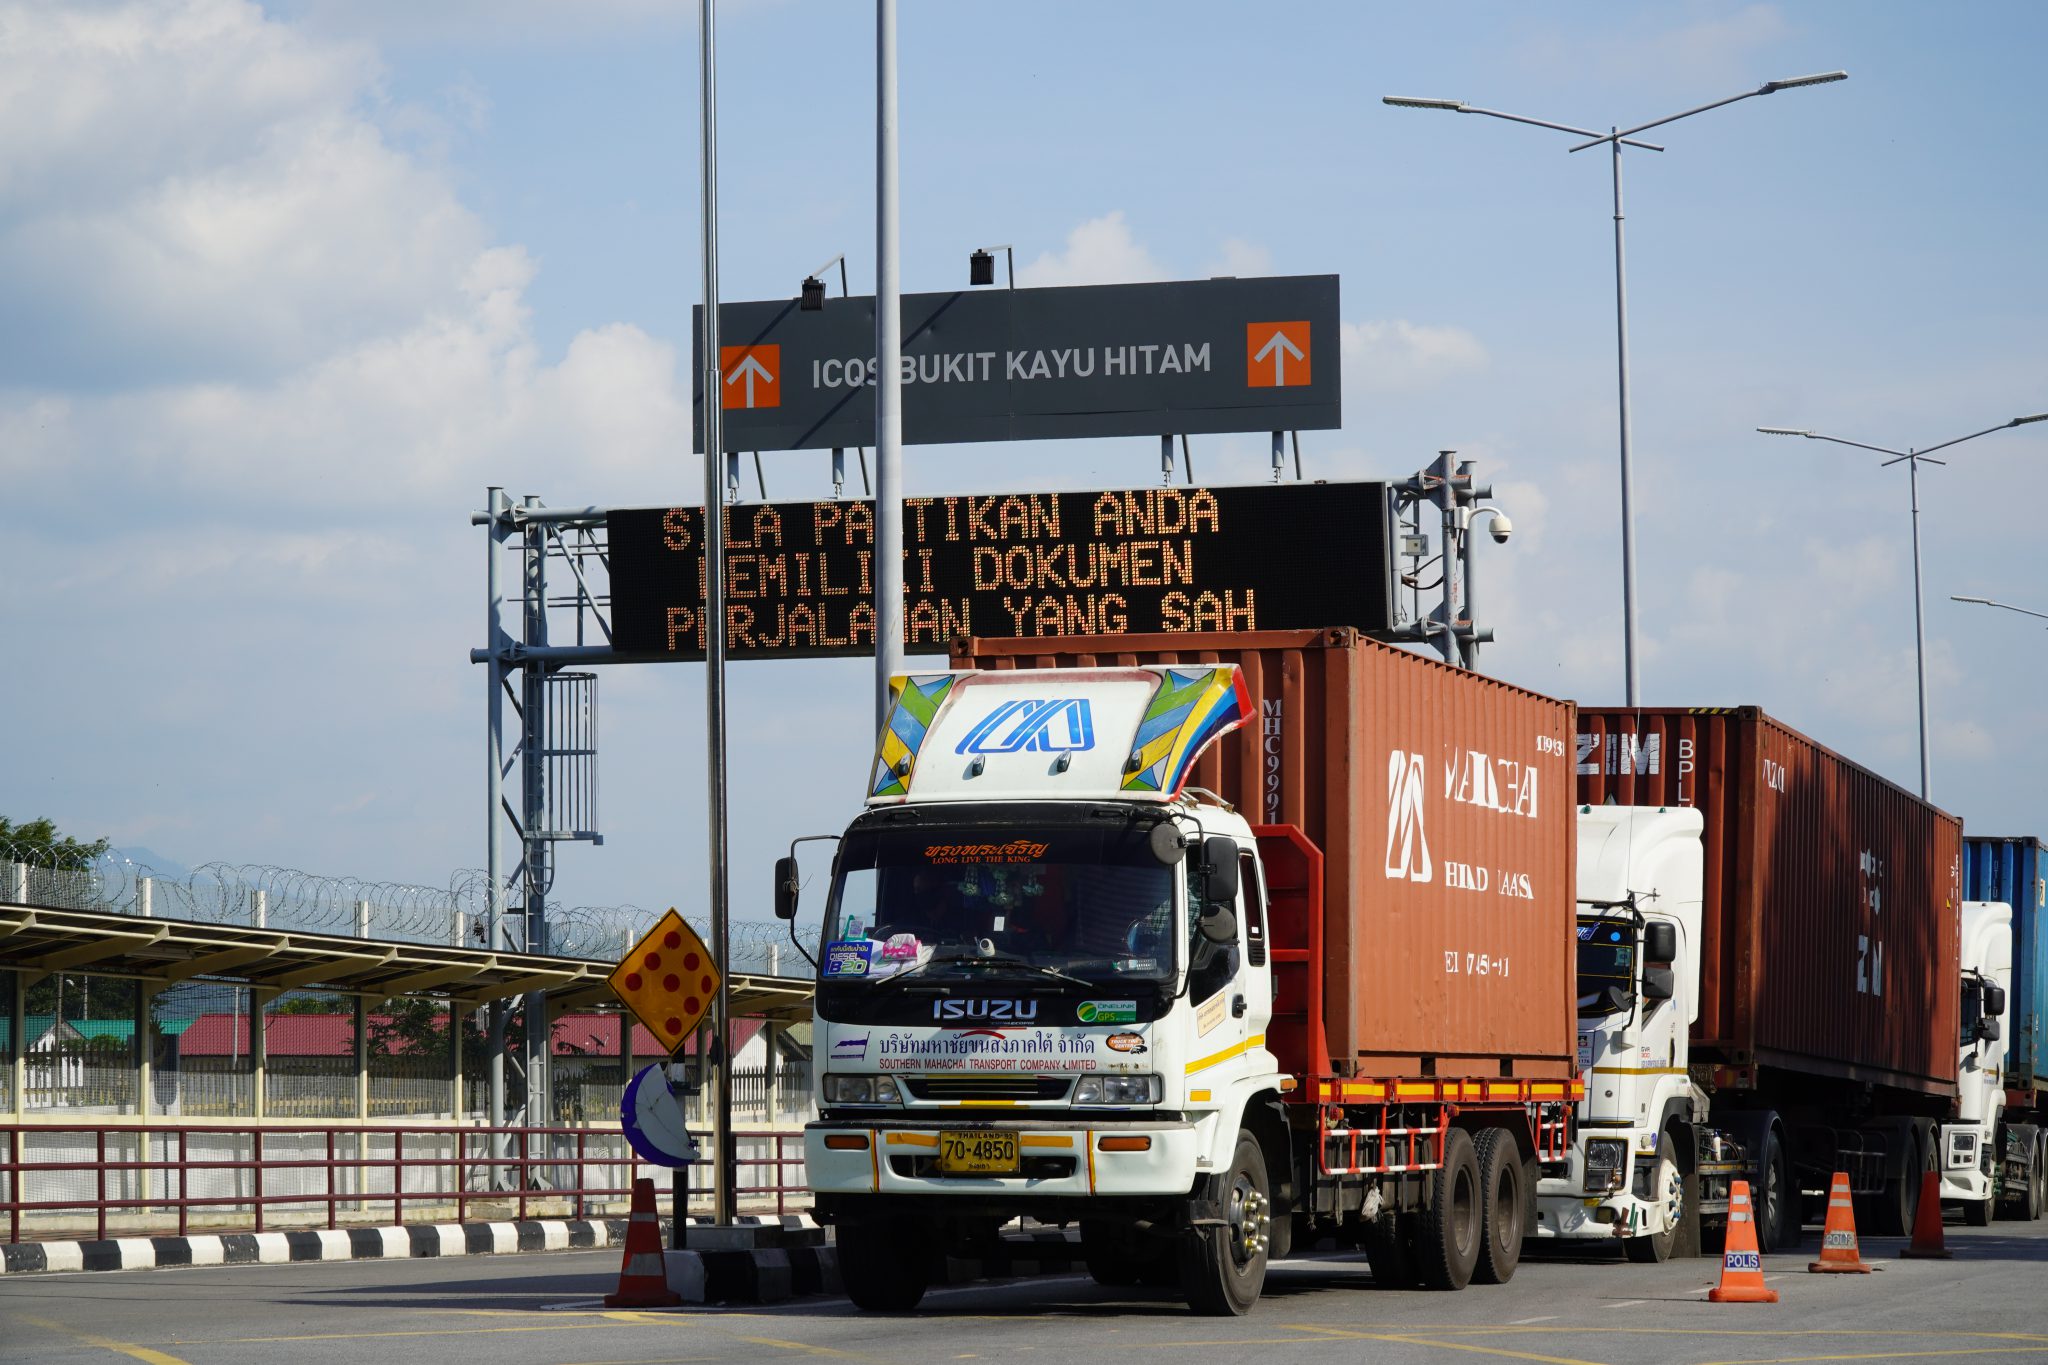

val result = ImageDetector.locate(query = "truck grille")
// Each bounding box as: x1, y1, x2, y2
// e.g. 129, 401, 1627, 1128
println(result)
902, 1075, 1071, 1102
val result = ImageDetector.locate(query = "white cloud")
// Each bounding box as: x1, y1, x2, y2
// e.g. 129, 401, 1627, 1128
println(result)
1016, 211, 1166, 288
1341, 320, 1489, 394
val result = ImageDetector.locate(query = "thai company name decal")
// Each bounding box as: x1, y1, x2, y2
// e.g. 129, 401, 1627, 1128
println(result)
932, 998, 1040, 1023
1384, 750, 1432, 883
955, 698, 1096, 754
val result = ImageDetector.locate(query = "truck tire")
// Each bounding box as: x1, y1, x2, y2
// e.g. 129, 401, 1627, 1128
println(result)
1416, 1127, 1482, 1291
1624, 1141, 1685, 1264
2029, 1136, 2045, 1221
1471, 1128, 1524, 1284
1178, 1131, 1271, 1316
1756, 1129, 1794, 1253
1364, 1211, 1420, 1289
837, 1215, 930, 1312
1871, 1132, 1930, 1239
1964, 1197, 1992, 1227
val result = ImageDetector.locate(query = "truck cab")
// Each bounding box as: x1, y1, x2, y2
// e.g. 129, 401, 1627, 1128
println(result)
1536, 805, 1705, 1261
1941, 900, 2012, 1223
788, 665, 1285, 1313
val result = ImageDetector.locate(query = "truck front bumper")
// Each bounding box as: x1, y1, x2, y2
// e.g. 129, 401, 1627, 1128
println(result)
1534, 1183, 1636, 1240
806, 1118, 1202, 1198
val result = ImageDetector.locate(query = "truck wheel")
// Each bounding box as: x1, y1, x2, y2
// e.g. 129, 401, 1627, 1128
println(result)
1471, 1128, 1524, 1284
1416, 1127, 1482, 1291
2033, 1137, 2047, 1221
1179, 1132, 1271, 1316
1964, 1198, 1992, 1227
1624, 1143, 1684, 1264
1872, 1133, 1929, 1238
836, 1215, 930, 1312
1364, 1211, 1419, 1288
1756, 1130, 1794, 1253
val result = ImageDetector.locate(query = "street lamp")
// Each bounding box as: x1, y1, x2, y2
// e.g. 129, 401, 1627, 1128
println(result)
1385, 71, 1847, 705
1952, 594, 2048, 625
1757, 413, 2048, 798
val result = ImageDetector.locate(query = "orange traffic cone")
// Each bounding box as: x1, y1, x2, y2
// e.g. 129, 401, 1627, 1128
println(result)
1900, 1168, 1953, 1260
604, 1176, 682, 1307
1707, 1179, 1779, 1303
1808, 1172, 1872, 1273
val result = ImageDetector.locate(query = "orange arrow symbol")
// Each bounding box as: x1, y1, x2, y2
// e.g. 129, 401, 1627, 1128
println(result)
1254, 328, 1304, 384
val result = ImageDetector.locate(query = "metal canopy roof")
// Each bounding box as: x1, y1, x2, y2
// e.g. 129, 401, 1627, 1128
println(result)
0, 903, 813, 1022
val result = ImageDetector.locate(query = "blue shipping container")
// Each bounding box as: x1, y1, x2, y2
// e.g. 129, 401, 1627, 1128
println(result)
1962, 836, 2048, 1093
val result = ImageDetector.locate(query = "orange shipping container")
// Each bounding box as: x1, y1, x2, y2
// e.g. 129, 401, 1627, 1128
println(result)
955, 628, 1577, 1082
1577, 707, 1962, 1099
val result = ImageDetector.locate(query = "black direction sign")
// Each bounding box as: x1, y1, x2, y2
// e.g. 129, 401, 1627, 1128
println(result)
691, 275, 1340, 452
606, 482, 1394, 660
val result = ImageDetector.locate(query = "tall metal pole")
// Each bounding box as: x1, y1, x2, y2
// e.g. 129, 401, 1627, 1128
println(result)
520, 495, 551, 1127
484, 486, 507, 1174
873, 0, 905, 730
697, 0, 735, 1227
1907, 453, 1930, 799
1610, 129, 1641, 706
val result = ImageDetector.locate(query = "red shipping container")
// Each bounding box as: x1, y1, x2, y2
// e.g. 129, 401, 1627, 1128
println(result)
1577, 707, 1961, 1098
955, 628, 1577, 1082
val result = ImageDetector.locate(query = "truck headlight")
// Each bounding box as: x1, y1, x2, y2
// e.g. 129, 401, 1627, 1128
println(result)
1073, 1074, 1162, 1105
823, 1075, 902, 1106
1583, 1139, 1627, 1194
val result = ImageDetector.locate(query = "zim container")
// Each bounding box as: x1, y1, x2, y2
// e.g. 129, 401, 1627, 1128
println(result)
1962, 836, 2047, 1094
954, 627, 1577, 1083
1577, 707, 1961, 1098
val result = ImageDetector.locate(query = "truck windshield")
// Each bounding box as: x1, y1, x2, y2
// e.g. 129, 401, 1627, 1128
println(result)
820, 821, 1179, 987
1576, 923, 1636, 1018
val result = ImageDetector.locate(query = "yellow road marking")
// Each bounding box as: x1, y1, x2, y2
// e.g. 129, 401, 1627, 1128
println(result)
17, 1315, 191, 1365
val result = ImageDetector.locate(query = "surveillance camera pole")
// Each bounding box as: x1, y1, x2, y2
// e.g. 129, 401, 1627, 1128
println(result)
874, 0, 904, 731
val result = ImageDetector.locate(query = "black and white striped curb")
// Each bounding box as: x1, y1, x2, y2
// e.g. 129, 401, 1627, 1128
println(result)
0, 1212, 820, 1278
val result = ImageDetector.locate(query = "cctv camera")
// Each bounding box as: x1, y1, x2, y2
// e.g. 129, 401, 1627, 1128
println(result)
1488, 514, 1513, 544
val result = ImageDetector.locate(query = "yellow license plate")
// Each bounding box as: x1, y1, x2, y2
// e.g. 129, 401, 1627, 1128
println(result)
937, 1130, 1019, 1175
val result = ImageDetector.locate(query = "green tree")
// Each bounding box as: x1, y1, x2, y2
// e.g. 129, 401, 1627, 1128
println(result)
0, 816, 110, 868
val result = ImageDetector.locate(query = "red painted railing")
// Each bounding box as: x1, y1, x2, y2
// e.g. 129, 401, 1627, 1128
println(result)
1, 1123, 808, 1243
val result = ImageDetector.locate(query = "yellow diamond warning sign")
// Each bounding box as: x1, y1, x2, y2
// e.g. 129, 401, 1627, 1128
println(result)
609, 909, 721, 1053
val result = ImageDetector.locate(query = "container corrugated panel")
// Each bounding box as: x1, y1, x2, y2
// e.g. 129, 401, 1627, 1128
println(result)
1962, 836, 2047, 1093
955, 628, 1577, 1082
1577, 707, 1961, 1098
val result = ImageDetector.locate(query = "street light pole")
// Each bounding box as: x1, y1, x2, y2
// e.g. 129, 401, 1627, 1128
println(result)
1757, 412, 2048, 799
1952, 594, 2048, 625
1385, 71, 1847, 706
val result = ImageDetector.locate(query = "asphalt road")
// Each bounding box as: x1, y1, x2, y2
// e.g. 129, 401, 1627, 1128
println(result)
5, 1216, 2047, 1365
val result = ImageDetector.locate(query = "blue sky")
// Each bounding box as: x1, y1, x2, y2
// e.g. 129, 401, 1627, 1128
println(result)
5, 0, 2046, 932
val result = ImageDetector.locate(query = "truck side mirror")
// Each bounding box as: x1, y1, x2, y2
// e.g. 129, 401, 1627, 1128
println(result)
1642, 965, 1676, 1003
1643, 921, 1678, 965
1200, 835, 1240, 905
1199, 902, 1239, 946
1986, 983, 2008, 1017
773, 856, 799, 921
1975, 1014, 2003, 1044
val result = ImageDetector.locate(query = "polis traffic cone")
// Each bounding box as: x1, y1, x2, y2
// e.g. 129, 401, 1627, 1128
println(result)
1900, 1168, 1953, 1260
1808, 1172, 1872, 1273
1707, 1179, 1779, 1303
604, 1177, 681, 1307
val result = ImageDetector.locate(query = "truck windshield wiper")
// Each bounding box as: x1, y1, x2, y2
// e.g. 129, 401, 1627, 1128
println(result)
948, 955, 1094, 989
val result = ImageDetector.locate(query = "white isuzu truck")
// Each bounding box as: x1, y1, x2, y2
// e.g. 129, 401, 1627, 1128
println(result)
779, 630, 1584, 1314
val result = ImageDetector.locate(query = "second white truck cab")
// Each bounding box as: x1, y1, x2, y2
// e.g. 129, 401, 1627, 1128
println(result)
1942, 900, 2012, 1223
1535, 805, 1705, 1261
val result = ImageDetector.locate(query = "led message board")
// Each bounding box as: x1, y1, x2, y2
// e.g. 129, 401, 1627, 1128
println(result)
605, 481, 1395, 660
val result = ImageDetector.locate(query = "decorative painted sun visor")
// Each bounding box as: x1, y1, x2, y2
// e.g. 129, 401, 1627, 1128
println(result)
867, 664, 1252, 805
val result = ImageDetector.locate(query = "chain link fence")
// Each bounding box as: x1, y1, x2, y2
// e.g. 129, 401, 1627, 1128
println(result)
0, 838, 813, 972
